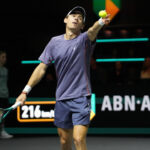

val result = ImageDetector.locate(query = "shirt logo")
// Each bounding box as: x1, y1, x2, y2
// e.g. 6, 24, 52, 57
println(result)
73, 46, 76, 51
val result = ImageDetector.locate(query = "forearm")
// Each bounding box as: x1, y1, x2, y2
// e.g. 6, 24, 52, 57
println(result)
87, 21, 104, 41
87, 14, 110, 41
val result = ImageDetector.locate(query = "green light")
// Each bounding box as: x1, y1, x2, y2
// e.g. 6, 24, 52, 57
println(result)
21, 60, 55, 64
21, 60, 41, 64
21, 58, 145, 64
96, 58, 145, 62
96, 38, 149, 43
91, 94, 96, 114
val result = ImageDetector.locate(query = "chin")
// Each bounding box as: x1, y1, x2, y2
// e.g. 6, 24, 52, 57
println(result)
70, 27, 80, 32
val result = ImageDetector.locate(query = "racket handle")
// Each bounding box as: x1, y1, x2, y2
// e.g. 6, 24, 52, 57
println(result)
11, 101, 22, 110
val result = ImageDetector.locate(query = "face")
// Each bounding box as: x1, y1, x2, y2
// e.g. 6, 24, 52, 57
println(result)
0, 53, 7, 66
144, 57, 150, 67
64, 14, 84, 31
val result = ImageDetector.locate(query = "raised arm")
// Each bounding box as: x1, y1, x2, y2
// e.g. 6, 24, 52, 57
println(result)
87, 14, 110, 41
16, 62, 48, 104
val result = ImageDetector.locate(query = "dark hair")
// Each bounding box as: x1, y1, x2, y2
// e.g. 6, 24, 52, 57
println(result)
0, 50, 6, 55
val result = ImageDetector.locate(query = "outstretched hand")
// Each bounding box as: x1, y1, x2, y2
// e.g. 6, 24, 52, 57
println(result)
102, 14, 111, 25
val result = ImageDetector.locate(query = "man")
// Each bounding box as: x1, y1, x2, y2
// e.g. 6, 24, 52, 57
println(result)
16, 6, 110, 150
0, 50, 13, 139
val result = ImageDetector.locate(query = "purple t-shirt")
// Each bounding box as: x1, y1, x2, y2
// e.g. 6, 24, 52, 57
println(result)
39, 31, 95, 101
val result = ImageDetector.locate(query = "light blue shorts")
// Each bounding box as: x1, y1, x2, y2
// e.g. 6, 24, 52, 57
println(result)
54, 96, 91, 129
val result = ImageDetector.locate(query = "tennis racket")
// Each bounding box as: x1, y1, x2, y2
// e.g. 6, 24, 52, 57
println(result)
0, 101, 22, 123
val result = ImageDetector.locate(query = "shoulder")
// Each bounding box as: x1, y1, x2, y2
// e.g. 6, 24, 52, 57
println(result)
46, 35, 63, 48
47, 35, 64, 46
79, 31, 89, 40
51, 34, 64, 41
0, 66, 8, 73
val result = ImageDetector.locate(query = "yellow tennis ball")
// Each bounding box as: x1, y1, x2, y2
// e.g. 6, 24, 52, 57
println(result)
99, 10, 107, 18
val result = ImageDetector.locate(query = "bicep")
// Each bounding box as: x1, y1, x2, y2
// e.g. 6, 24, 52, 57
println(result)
38, 62, 48, 71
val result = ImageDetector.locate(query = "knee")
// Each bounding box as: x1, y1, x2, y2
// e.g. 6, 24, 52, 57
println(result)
58, 128, 73, 147
59, 133, 72, 146
73, 136, 85, 146
60, 135, 69, 145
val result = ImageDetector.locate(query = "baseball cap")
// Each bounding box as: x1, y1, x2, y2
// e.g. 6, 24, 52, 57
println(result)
67, 6, 86, 23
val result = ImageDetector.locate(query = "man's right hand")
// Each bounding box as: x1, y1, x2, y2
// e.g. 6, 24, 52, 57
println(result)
15, 93, 27, 105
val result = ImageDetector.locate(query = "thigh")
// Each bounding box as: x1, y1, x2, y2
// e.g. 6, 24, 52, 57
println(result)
73, 125, 89, 139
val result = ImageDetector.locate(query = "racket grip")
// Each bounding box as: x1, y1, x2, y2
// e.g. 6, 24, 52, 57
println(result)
12, 101, 22, 110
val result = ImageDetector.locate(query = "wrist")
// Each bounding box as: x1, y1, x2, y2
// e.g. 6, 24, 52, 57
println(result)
21, 92, 28, 95
22, 85, 32, 95
98, 18, 105, 26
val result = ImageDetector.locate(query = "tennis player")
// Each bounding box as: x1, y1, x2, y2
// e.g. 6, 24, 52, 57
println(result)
16, 6, 110, 150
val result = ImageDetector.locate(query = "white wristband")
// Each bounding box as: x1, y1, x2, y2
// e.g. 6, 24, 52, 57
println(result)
22, 85, 32, 94
98, 18, 105, 26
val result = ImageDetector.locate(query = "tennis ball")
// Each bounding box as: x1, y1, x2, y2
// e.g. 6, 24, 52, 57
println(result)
99, 10, 107, 18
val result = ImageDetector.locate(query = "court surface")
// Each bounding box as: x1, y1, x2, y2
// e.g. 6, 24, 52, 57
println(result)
1, 135, 150, 150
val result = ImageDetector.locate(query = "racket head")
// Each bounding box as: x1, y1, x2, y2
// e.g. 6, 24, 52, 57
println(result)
0, 103, 20, 122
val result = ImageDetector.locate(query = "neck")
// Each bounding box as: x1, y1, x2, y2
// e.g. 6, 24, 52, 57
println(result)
64, 28, 80, 40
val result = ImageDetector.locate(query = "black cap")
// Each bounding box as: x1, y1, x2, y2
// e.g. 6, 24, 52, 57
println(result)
67, 6, 86, 22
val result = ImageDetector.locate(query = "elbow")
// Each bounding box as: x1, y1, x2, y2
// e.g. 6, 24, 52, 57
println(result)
90, 36, 96, 42
36, 63, 47, 76
88, 28, 96, 41
88, 28, 94, 35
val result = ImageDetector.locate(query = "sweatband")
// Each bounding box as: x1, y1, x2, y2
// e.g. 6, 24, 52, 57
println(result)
98, 18, 105, 26
22, 85, 32, 95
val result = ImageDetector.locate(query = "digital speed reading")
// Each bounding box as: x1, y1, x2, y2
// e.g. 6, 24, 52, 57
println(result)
17, 101, 56, 122
21, 105, 54, 119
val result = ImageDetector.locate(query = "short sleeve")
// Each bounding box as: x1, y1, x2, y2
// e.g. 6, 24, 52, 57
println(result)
82, 32, 96, 53
38, 38, 54, 65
